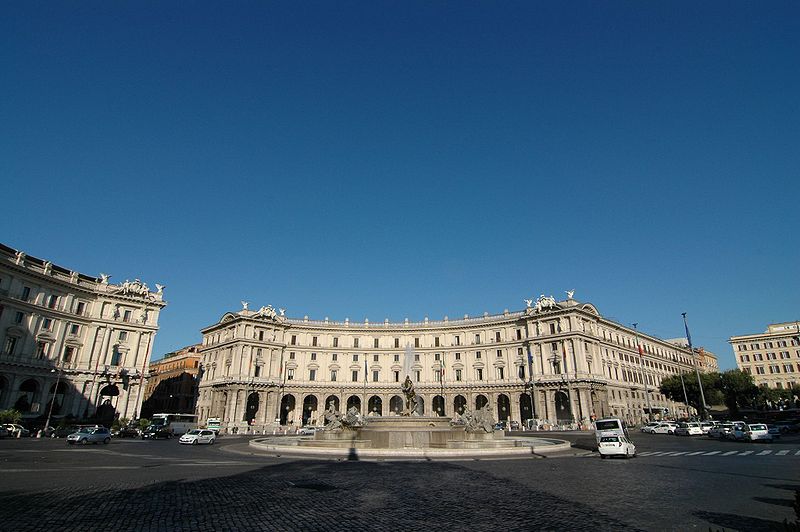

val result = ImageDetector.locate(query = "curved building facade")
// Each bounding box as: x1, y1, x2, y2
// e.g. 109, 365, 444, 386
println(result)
197, 296, 702, 433
0, 244, 166, 425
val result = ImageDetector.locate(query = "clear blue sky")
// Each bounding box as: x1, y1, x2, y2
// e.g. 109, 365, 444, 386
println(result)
3, 2, 798, 368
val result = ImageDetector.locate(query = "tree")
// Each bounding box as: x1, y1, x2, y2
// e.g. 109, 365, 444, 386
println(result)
718, 369, 758, 416
659, 372, 722, 416
0, 409, 22, 425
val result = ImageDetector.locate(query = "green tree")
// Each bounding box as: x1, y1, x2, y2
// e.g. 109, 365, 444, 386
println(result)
137, 418, 151, 430
659, 372, 722, 416
718, 369, 758, 416
0, 409, 22, 424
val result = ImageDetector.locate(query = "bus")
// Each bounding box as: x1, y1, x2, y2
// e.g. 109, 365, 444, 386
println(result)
148, 413, 197, 437
206, 417, 221, 434
594, 417, 629, 443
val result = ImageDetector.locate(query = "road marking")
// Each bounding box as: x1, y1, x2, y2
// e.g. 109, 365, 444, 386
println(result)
670, 451, 689, 456
776, 450, 789, 456
738, 451, 754, 456
795, 450, 800, 456
702, 451, 721, 456
686, 451, 705, 456
756, 450, 772, 456
3, 466, 139, 473
638, 451, 659, 456
721, 451, 738, 456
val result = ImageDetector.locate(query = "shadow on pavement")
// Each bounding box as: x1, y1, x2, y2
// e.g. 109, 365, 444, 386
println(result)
693, 510, 781, 532
0, 460, 636, 531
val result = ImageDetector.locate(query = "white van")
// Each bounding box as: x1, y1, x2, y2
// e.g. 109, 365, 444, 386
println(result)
594, 418, 629, 442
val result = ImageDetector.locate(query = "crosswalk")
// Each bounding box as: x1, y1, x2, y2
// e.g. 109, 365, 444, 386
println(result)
636, 448, 800, 458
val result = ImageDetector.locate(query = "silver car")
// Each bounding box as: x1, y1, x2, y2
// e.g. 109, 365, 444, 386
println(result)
67, 426, 112, 445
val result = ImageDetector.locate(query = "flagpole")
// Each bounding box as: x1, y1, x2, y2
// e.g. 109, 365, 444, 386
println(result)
363, 358, 367, 415
524, 340, 538, 429
632, 323, 653, 423
440, 354, 444, 416
682, 312, 708, 420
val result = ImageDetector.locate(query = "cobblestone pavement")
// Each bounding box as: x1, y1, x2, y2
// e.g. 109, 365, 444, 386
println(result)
0, 436, 797, 531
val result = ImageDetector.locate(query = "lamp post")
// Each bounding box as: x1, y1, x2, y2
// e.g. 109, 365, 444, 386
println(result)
523, 340, 538, 428
682, 312, 708, 420
632, 323, 654, 423
44, 356, 65, 434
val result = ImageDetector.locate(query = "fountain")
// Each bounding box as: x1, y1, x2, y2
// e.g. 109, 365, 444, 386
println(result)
249, 351, 570, 458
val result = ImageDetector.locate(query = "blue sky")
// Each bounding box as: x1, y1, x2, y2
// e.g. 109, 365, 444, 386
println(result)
3, 2, 798, 368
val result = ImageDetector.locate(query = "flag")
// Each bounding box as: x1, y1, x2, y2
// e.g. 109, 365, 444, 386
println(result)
364, 359, 368, 382
440, 355, 445, 377
638, 344, 644, 356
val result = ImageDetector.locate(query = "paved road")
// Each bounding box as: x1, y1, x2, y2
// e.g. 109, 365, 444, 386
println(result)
0, 433, 797, 531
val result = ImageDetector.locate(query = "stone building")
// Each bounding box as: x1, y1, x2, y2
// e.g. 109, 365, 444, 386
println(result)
666, 338, 720, 373
730, 322, 800, 389
140, 344, 201, 418
0, 243, 166, 425
196, 295, 702, 433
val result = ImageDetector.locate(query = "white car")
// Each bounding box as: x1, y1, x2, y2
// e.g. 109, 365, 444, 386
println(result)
598, 435, 636, 459
179, 429, 216, 445
699, 422, 716, 434
708, 423, 733, 439
651, 422, 677, 434
297, 426, 318, 436
743, 423, 773, 442
640, 422, 660, 433
725, 422, 748, 441
675, 422, 704, 436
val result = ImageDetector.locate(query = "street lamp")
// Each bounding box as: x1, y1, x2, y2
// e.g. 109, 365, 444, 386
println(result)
44, 356, 65, 435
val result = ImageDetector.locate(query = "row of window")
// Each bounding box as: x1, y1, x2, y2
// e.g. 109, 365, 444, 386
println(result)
743, 364, 798, 375
287, 330, 528, 349
738, 338, 800, 351
17, 285, 89, 315
283, 366, 503, 383
739, 351, 798, 362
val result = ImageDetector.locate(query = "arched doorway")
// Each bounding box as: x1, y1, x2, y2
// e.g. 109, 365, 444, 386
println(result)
280, 394, 295, 425
555, 391, 572, 424
415, 396, 425, 416
244, 392, 259, 423
0, 375, 9, 408
590, 390, 603, 418
346, 395, 361, 413
368, 396, 382, 416
454, 395, 467, 415
97, 384, 119, 424
475, 394, 488, 410
45, 381, 69, 416
497, 394, 511, 422
324, 395, 340, 413
14, 379, 38, 413
389, 395, 403, 415
519, 393, 533, 425
302, 395, 318, 425
432, 395, 445, 416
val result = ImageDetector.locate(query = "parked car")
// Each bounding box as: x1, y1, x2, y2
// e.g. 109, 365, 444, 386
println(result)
598, 435, 636, 459
640, 422, 660, 433
699, 422, 716, 434
509, 420, 520, 430
179, 429, 216, 445
297, 426, 318, 436
0, 425, 10, 438
66, 426, 112, 445
675, 422, 704, 436
743, 423, 773, 442
773, 420, 800, 434
53, 425, 91, 438
708, 423, 733, 439
767, 425, 782, 439
3, 424, 30, 437
651, 422, 677, 434
725, 422, 748, 441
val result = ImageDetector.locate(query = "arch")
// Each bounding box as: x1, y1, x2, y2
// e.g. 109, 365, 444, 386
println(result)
44, 381, 69, 417
280, 394, 295, 425
99, 384, 120, 397
432, 395, 445, 416
14, 379, 39, 413
590, 390, 603, 419
415, 396, 425, 416
96, 398, 115, 424
0, 375, 8, 409
475, 394, 488, 410
555, 391, 572, 424
302, 395, 318, 425
244, 392, 260, 423
324, 395, 340, 413
453, 395, 467, 415
497, 394, 511, 422
519, 393, 533, 424
580, 303, 600, 316
389, 395, 403, 415
346, 395, 361, 413
368, 395, 382, 416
